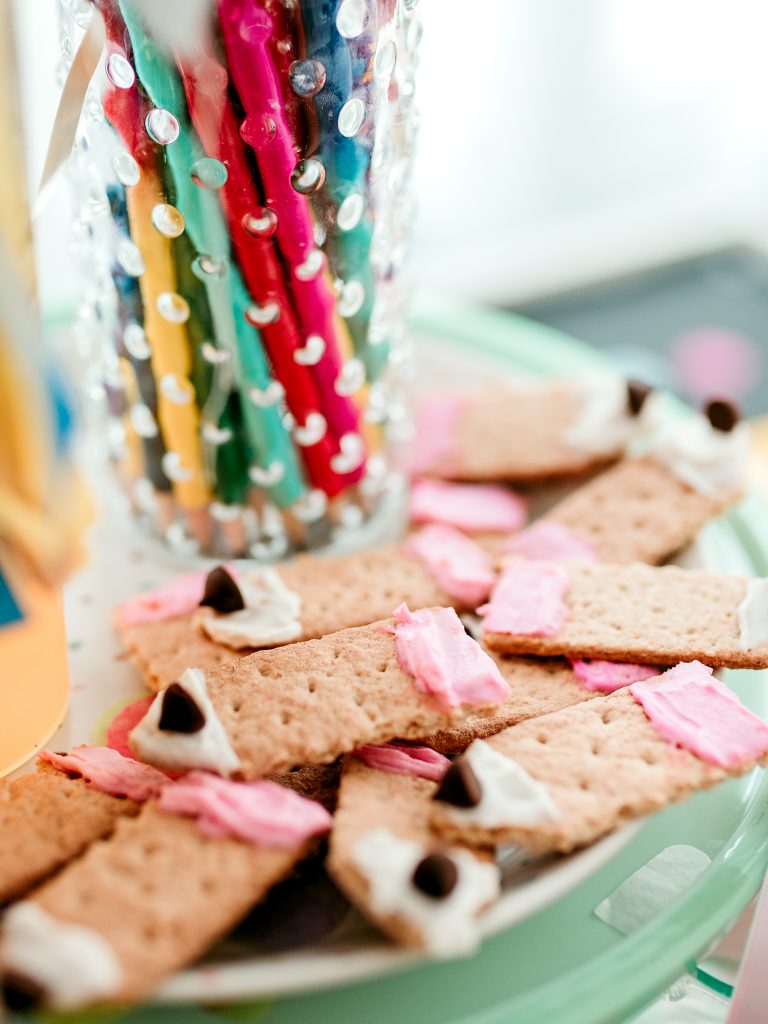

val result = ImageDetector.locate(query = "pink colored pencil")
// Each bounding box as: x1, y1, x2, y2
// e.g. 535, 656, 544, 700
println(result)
216, 0, 366, 483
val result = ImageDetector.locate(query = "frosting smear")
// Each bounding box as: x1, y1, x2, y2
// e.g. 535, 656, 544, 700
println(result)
630, 661, 768, 768
391, 604, 509, 709
406, 524, 496, 608
410, 478, 526, 534
39, 746, 168, 803
478, 561, 570, 636
354, 743, 450, 781
158, 771, 332, 847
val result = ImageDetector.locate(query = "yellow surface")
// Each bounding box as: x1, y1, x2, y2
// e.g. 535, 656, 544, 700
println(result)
127, 173, 210, 507
0, 573, 69, 778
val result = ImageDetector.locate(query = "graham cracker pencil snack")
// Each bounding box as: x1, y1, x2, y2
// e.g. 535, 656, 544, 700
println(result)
115, 541, 485, 692
430, 661, 768, 855
0, 774, 331, 1011
480, 560, 768, 669
0, 748, 166, 905
129, 606, 510, 779
328, 751, 499, 955
412, 374, 656, 483
533, 401, 747, 566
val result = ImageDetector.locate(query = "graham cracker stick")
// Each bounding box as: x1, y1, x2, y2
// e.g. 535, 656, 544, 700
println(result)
130, 612, 509, 779
0, 764, 141, 905
0, 803, 317, 1009
543, 455, 737, 565
414, 378, 639, 483
421, 655, 596, 755
117, 544, 457, 692
328, 758, 499, 955
430, 687, 768, 856
482, 562, 768, 669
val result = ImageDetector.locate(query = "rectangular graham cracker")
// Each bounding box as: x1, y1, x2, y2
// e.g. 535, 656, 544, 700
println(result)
483, 562, 767, 668
327, 758, 494, 951
0, 805, 312, 1006
543, 456, 736, 565
0, 763, 141, 905
117, 544, 459, 692
133, 618, 503, 779
422, 655, 595, 754
421, 385, 619, 483
430, 689, 766, 855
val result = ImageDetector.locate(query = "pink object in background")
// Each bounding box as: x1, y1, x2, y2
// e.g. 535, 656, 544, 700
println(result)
505, 521, 598, 564
410, 478, 526, 533
410, 395, 465, 475
669, 327, 762, 400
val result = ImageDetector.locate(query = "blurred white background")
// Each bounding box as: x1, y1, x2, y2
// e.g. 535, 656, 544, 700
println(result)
15, 0, 768, 315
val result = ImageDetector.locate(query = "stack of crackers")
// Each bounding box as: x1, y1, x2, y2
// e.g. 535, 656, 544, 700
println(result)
2, 375, 767, 1012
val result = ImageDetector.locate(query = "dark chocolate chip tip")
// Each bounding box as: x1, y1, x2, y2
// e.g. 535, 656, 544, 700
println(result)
432, 756, 483, 808
704, 398, 741, 433
158, 682, 206, 734
626, 379, 653, 416
412, 852, 459, 899
1, 972, 47, 1012
200, 565, 245, 614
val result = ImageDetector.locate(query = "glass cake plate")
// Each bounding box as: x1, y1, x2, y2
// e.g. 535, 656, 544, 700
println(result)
50, 299, 768, 1024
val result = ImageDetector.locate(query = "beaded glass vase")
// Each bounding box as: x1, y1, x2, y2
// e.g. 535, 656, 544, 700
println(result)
61, 0, 420, 558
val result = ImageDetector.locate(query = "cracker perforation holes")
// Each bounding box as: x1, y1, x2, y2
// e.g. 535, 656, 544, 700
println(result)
536, 734, 548, 745
280, 711, 292, 726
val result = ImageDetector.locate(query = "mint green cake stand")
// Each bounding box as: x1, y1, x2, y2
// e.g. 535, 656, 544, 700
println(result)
30, 302, 768, 1024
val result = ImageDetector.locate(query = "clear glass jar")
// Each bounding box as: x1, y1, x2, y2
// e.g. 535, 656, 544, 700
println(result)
60, 0, 420, 558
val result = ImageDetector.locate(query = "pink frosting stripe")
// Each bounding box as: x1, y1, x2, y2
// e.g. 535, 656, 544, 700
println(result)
157, 771, 332, 847
505, 521, 598, 563
405, 524, 496, 608
630, 661, 768, 769
571, 659, 657, 694
478, 562, 570, 636
354, 743, 451, 781
39, 747, 168, 803
114, 566, 237, 627
410, 478, 526, 534
391, 603, 509, 709
410, 396, 465, 476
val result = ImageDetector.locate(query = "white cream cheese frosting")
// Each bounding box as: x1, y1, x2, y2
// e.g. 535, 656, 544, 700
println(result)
351, 828, 500, 957
444, 740, 560, 828
565, 374, 659, 456
197, 568, 302, 651
738, 578, 768, 651
129, 667, 241, 776
654, 416, 749, 497
0, 902, 123, 1009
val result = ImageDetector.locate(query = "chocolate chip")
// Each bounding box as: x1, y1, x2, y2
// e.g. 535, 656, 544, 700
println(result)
432, 757, 482, 808
1, 972, 46, 1011
626, 379, 652, 416
412, 852, 459, 899
158, 682, 206, 734
200, 565, 245, 614
704, 398, 741, 433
